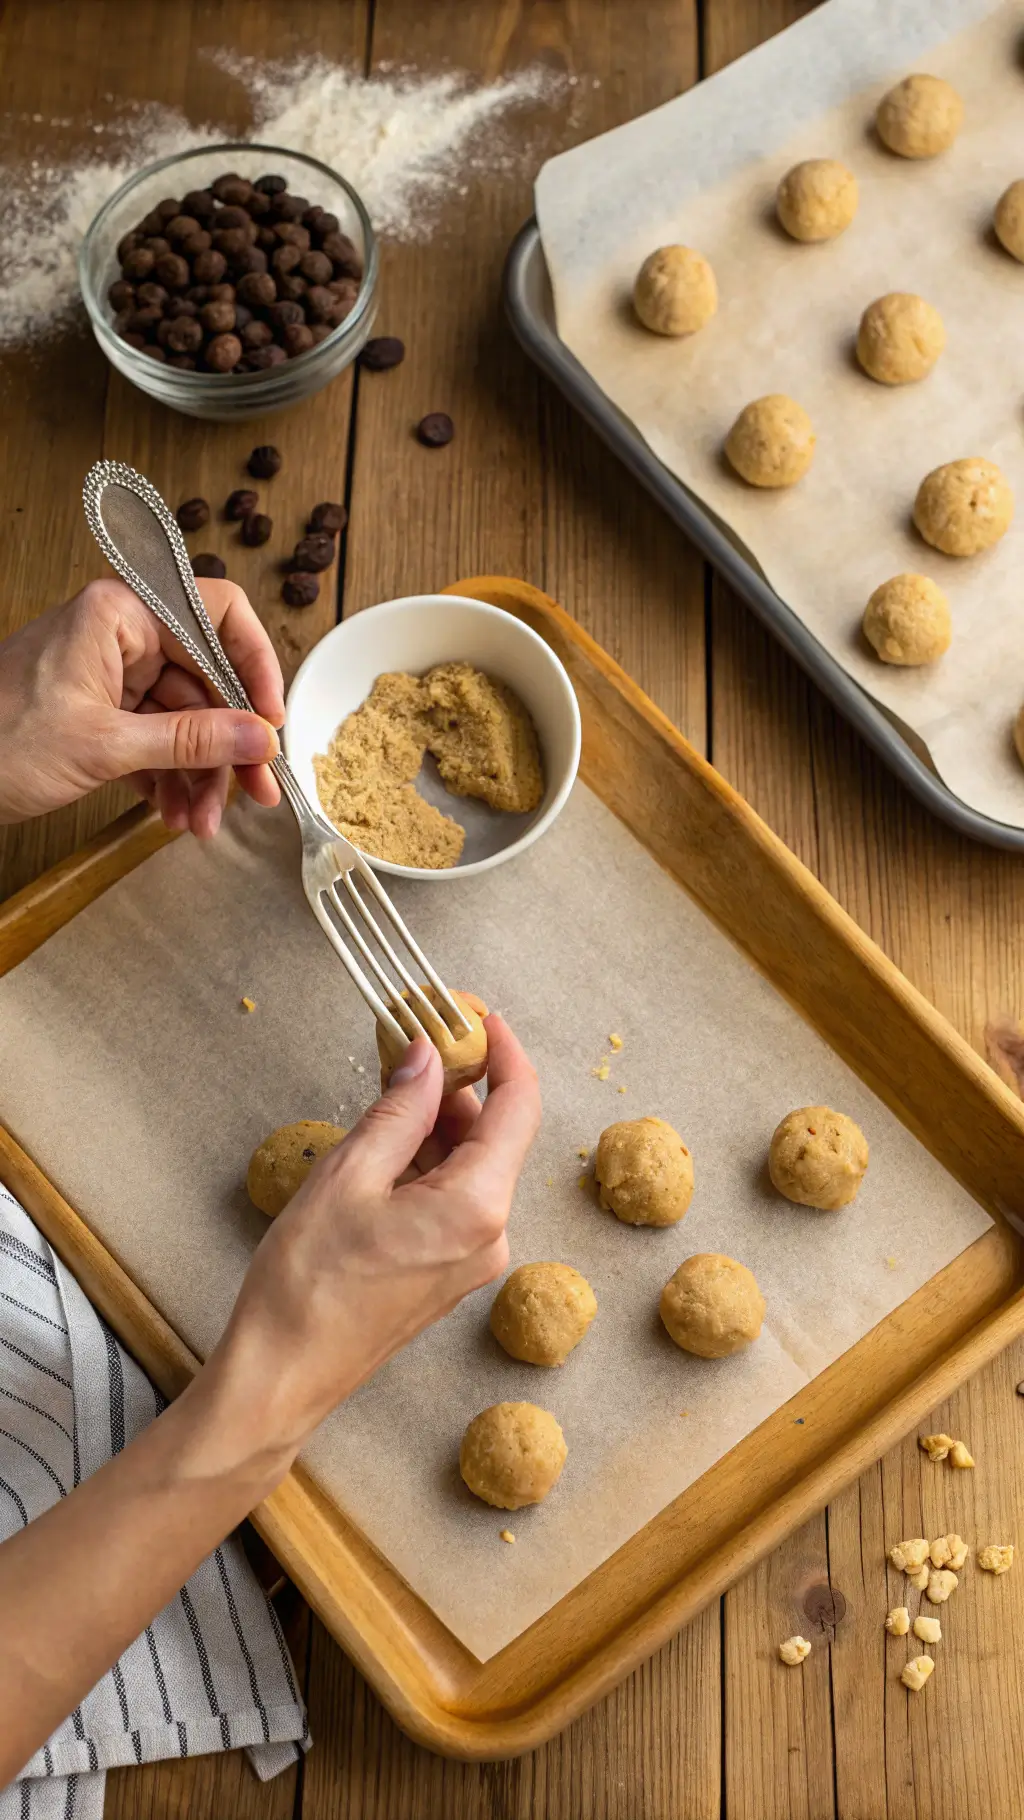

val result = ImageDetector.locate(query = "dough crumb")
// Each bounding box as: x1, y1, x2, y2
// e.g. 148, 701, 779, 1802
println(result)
889, 1537, 930, 1573
937, 1534, 970, 1572
240, 996, 256, 1012
950, 1440, 974, 1469
902, 1655, 935, 1692
919, 1432, 955, 1462
617, 1084, 628, 1095
500, 1529, 515, 1544
876, 74, 963, 158
592, 1060, 611, 1081
577, 1173, 589, 1190
633, 245, 718, 336
908, 1564, 930, 1591
885, 1256, 899, 1269
885, 1605, 911, 1636
608, 1033, 623, 1051
978, 1544, 1014, 1575
913, 1615, 941, 1644
776, 158, 858, 241
926, 1569, 958, 1604
778, 1635, 811, 1666
577, 1147, 590, 1161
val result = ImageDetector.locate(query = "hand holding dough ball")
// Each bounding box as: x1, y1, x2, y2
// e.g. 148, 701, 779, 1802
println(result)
856, 293, 945, 385
490, 1262, 597, 1366
994, 181, 1024, 262
863, 574, 951, 666
776, 159, 858, 242
459, 1402, 567, 1509
660, 1253, 765, 1358
725, 395, 815, 488
595, 1117, 693, 1226
246, 1120, 347, 1218
769, 1106, 868, 1210
633, 246, 718, 336
376, 986, 488, 1092
913, 459, 1013, 557
876, 74, 963, 158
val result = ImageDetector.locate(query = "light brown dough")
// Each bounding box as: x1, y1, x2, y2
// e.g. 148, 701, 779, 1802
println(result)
459, 1402, 567, 1509
776, 159, 858, 242
595, 1117, 694, 1226
862, 573, 951, 666
490, 1262, 597, 1366
856, 293, 945, 385
876, 74, 963, 158
633, 245, 718, 336
660, 1253, 765, 1358
724, 395, 816, 488
994, 180, 1024, 263
769, 1106, 868, 1210
246, 1120, 347, 1218
376, 986, 488, 1092
913, 458, 1013, 557
1013, 703, 1024, 771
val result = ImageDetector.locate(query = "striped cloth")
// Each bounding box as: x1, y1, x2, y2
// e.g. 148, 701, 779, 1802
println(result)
0, 1184, 308, 1819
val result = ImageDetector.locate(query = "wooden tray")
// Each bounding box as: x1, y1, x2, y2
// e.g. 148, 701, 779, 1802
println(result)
3, 576, 1024, 1760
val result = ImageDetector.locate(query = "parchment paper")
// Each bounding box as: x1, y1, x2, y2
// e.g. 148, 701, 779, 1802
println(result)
0, 789, 991, 1658
535, 0, 1024, 828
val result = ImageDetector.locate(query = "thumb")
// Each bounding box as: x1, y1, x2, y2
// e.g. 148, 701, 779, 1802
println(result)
101, 706, 279, 777
344, 1039, 443, 1190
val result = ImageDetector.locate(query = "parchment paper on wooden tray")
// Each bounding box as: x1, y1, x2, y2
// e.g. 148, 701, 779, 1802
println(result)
535, 0, 1024, 829
0, 789, 990, 1659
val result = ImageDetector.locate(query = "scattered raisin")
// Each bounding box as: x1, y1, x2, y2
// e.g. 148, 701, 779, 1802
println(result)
176, 497, 210, 532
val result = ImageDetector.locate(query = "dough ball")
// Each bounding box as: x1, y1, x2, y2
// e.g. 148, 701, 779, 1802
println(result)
376, 986, 488, 1092
595, 1117, 694, 1227
769, 1106, 868, 1210
862, 573, 952, 665
913, 458, 1013, 556
994, 180, 1024, 263
856, 292, 945, 385
490, 1262, 597, 1366
633, 245, 718, 336
724, 395, 816, 488
459, 1402, 567, 1509
246, 1120, 347, 1218
660, 1253, 765, 1358
776, 159, 858, 242
1013, 702, 1024, 771
876, 74, 963, 159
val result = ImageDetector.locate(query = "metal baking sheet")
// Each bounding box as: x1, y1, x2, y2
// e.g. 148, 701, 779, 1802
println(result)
504, 219, 1024, 852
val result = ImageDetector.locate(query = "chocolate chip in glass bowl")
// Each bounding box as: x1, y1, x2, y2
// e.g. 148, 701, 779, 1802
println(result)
282, 322, 314, 358
212, 173, 252, 205
200, 299, 236, 335
182, 188, 217, 222
299, 249, 333, 287
143, 236, 171, 259
271, 243, 302, 278
116, 231, 142, 264
273, 193, 309, 222
254, 173, 288, 196
164, 296, 198, 319
156, 196, 182, 224
282, 572, 320, 607
248, 444, 283, 480
191, 248, 227, 286
275, 274, 307, 305
205, 332, 242, 373
241, 319, 273, 351
108, 278, 135, 312
242, 344, 288, 371
266, 300, 304, 332
306, 501, 347, 536
308, 323, 333, 346
165, 213, 201, 244
176, 497, 210, 532
225, 488, 259, 521
361, 335, 405, 371
158, 315, 203, 354
122, 246, 156, 282
191, 553, 226, 578
237, 271, 276, 310
241, 512, 273, 547
291, 532, 335, 572
153, 253, 191, 291
139, 344, 166, 362
416, 412, 455, 447
167, 353, 198, 370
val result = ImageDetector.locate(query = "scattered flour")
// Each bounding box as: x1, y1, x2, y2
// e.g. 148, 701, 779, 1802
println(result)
0, 58, 561, 349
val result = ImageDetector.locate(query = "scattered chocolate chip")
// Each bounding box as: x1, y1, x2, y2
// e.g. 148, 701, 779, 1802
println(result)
282, 571, 320, 607
307, 501, 347, 536
176, 497, 210, 532
247, 444, 282, 480
225, 488, 259, 521
191, 553, 226, 578
361, 335, 405, 371
416, 412, 454, 447
241, 511, 273, 546
292, 531, 335, 572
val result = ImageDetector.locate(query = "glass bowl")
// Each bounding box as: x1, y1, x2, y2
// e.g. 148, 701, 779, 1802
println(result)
79, 142, 378, 422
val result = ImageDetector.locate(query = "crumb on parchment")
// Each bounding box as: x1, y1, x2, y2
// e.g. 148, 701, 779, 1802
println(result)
617, 1084, 627, 1094
592, 1060, 611, 1081
240, 996, 256, 1013
577, 1173, 589, 1190
500, 1529, 515, 1545
608, 1033, 623, 1051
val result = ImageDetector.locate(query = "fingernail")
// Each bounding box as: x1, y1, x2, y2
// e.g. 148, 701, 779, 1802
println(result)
233, 717, 279, 763
389, 1038, 432, 1086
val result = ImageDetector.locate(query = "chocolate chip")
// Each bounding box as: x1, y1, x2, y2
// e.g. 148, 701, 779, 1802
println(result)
191, 553, 226, 578
164, 296, 198, 320
156, 196, 182, 223
241, 318, 273, 351
273, 193, 308, 222
212, 227, 251, 260
212, 173, 253, 206
241, 512, 273, 547
116, 232, 142, 264
273, 221, 311, 251
176, 497, 210, 532
122, 247, 156, 282
301, 1145, 317, 1162
167, 353, 197, 370
192, 248, 228, 285
108, 278, 135, 312
307, 501, 347, 536
266, 299, 304, 330
225, 488, 259, 521
292, 532, 335, 572
304, 285, 336, 324
416, 412, 454, 447
165, 214, 201, 244
243, 344, 288, 371
180, 229, 212, 259
361, 335, 405, 371
247, 444, 282, 479
139, 344, 166, 362
205, 332, 242, 372
159, 315, 203, 354
271, 243, 302, 278
282, 571, 320, 607
299, 249, 333, 286
182, 189, 217, 222
200, 300, 236, 335
281, 321, 314, 357
153, 252, 190, 291
237, 271, 276, 310
254, 173, 288, 196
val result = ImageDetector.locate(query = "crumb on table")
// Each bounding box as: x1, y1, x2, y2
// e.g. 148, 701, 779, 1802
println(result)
919, 1432, 956, 1462
902, 1655, 935, 1692
885, 1606, 910, 1636
978, 1543, 1014, 1575
778, 1635, 811, 1666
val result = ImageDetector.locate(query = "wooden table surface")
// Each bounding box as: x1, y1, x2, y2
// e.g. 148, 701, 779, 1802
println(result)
2, 2, 1023, 1815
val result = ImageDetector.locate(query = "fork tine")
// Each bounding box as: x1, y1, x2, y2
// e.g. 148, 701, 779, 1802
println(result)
351, 856, 474, 1036
325, 882, 434, 1045
310, 892, 410, 1048
338, 873, 453, 1044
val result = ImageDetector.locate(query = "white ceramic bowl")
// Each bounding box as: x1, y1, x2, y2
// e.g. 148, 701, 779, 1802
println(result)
285, 594, 582, 879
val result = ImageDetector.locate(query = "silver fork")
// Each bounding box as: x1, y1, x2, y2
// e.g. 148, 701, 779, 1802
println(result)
82, 459, 471, 1056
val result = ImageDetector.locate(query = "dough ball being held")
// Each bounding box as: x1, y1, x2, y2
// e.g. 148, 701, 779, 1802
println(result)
876, 74, 963, 158
596, 1117, 693, 1226
725, 395, 815, 488
633, 245, 718, 336
376, 986, 488, 1092
863, 574, 951, 666
660, 1253, 765, 1358
856, 293, 945, 385
769, 1106, 868, 1210
460, 1402, 567, 1509
247, 1120, 347, 1218
994, 180, 1024, 263
490, 1262, 597, 1366
913, 459, 1013, 557
776, 159, 858, 241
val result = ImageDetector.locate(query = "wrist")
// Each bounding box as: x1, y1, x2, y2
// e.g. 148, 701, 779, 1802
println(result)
168, 1343, 306, 1508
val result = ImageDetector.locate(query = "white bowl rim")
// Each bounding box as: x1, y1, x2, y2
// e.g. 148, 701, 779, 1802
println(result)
284, 592, 583, 881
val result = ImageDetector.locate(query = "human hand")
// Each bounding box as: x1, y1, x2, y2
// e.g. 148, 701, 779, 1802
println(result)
0, 576, 284, 836
206, 1016, 541, 1478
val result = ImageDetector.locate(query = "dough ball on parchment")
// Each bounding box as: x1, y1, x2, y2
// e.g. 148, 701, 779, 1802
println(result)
246, 1120, 347, 1218
490, 1262, 597, 1366
376, 986, 488, 1092
1013, 703, 1024, 771
633, 245, 718, 336
876, 74, 963, 159
724, 395, 816, 488
776, 159, 858, 242
994, 181, 1024, 263
913, 458, 1013, 557
595, 1117, 694, 1226
459, 1402, 567, 1509
660, 1253, 766, 1358
856, 292, 945, 385
769, 1106, 868, 1210
862, 573, 952, 666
